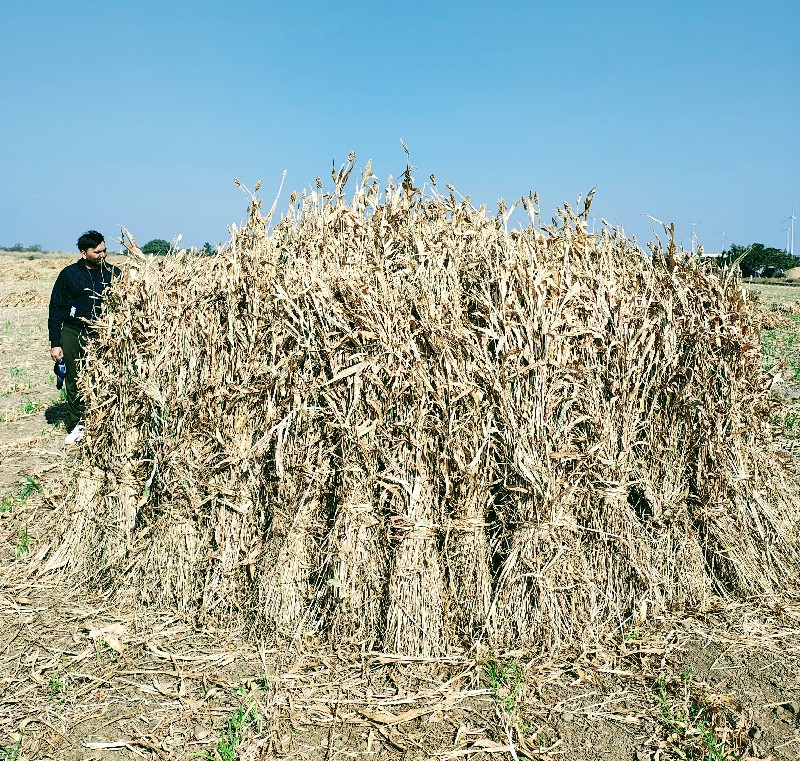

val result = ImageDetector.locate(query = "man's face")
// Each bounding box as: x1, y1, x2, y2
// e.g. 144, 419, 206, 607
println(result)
81, 242, 107, 266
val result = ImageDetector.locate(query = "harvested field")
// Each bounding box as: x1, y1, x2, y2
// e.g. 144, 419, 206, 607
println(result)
746, 280, 800, 302
1, 174, 800, 760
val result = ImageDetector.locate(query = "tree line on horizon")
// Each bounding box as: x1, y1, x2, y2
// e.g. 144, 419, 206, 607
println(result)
715, 243, 798, 277
125, 239, 218, 256
0, 240, 220, 256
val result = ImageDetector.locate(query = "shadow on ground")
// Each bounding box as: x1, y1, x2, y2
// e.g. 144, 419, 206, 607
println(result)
44, 401, 68, 426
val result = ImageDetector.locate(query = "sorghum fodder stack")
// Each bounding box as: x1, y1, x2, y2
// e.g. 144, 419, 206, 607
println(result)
47, 161, 800, 655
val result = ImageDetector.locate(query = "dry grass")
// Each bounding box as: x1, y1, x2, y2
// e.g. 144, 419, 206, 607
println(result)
36, 162, 800, 663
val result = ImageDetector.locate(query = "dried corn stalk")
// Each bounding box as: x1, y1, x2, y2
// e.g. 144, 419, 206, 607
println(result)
44, 162, 800, 656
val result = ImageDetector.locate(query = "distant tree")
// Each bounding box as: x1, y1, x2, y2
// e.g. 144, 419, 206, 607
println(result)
200, 242, 215, 256
141, 238, 171, 256
3, 243, 43, 253
722, 243, 796, 276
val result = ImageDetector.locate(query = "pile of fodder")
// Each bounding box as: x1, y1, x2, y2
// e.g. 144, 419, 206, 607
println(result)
0, 290, 47, 306
44, 164, 800, 656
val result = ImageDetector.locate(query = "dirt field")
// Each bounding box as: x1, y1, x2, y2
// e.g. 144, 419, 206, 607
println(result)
1, 254, 799, 760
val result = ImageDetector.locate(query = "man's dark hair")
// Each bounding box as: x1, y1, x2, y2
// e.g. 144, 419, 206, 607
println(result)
77, 230, 104, 252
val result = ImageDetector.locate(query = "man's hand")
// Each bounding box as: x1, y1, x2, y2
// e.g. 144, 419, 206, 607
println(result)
50, 347, 63, 362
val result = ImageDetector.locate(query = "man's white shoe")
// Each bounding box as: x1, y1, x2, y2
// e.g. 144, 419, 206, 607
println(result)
64, 424, 85, 445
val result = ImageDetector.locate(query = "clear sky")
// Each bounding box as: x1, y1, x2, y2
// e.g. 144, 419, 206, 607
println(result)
1, 0, 798, 254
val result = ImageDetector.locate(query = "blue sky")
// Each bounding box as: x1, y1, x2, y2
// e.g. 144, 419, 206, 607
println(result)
1, 0, 798, 253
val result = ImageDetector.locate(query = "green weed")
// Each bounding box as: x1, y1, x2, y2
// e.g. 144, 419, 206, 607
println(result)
48, 672, 72, 698
9, 368, 25, 378
18, 475, 42, 501
482, 659, 558, 757
200, 689, 260, 761
485, 656, 525, 714
19, 399, 42, 416
652, 675, 738, 761
698, 720, 734, 761
3, 477, 42, 559
0, 734, 22, 760
14, 526, 29, 558
92, 637, 121, 662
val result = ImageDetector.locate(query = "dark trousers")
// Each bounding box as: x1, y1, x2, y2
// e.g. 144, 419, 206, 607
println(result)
61, 324, 87, 432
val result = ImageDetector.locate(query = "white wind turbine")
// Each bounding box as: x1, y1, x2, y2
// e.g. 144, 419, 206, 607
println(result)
784, 207, 798, 258
688, 219, 703, 254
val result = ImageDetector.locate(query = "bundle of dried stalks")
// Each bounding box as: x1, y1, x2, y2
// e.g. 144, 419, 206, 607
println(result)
42, 159, 800, 656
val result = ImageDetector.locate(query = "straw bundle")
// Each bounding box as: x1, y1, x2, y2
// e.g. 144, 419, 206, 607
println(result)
46, 162, 800, 656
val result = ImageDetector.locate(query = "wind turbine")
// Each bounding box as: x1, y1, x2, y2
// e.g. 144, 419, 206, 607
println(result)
688, 219, 703, 254
783, 206, 798, 258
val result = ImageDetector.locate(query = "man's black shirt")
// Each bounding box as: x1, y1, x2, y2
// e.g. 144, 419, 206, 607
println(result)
48, 260, 120, 347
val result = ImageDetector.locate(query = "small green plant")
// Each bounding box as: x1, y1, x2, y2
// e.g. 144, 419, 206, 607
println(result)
92, 637, 121, 662
9, 367, 25, 378
2, 477, 41, 560
15, 525, 29, 559
485, 656, 525, 714
200, 689, 260, 761
0, 476, 42, 515
19, 399, 42, 416
652, 675, 738, 761
0, 734, 22, 760
17, 475, 42, 502
698, 719, 733, 761
48, 672, 72, 698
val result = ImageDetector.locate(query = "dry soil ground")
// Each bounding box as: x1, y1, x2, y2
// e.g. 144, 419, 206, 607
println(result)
1, 252, 799, 760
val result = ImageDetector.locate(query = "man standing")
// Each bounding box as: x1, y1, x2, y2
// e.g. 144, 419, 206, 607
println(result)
48, 230, 120, 445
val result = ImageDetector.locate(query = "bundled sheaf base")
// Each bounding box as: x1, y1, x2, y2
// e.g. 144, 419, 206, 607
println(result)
44, 162, 800, 656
